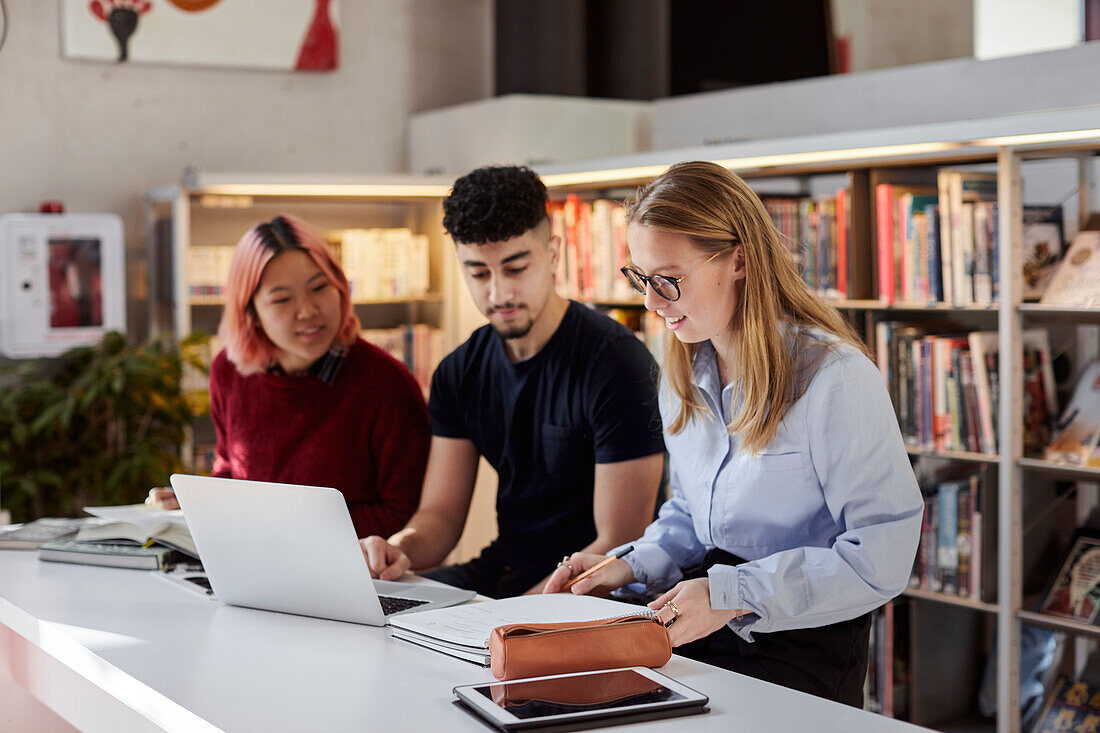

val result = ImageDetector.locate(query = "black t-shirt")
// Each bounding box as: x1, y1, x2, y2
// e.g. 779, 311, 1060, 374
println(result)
429, 300, 664, 571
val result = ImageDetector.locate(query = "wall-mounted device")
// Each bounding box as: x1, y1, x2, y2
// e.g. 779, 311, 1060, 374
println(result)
0, 213, 126, 358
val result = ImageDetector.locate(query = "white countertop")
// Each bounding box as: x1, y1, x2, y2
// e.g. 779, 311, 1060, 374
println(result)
0, 550, 929, 732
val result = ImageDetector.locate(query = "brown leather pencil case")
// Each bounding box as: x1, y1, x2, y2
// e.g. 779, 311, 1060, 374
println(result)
488, 614, 672, 681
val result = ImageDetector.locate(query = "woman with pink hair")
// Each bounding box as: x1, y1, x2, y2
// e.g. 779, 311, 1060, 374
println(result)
150, 215, 429, 538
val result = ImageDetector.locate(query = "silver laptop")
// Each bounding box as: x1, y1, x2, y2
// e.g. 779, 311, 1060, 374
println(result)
170, 474, 474, 625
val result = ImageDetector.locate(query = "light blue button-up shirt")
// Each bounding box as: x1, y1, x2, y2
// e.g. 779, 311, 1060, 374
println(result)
620, 330, 923, 641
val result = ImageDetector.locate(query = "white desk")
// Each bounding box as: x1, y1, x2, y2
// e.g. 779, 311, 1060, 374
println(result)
0, 551, 930, 732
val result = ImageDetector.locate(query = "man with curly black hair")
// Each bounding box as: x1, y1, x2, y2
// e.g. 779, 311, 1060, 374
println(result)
361, 165, 665, 598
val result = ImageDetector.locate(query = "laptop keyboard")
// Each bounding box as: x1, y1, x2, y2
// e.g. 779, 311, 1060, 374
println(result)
379, 595, 429, 615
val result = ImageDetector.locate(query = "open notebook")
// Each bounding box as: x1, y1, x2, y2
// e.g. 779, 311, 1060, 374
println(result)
388, 593, 659, 665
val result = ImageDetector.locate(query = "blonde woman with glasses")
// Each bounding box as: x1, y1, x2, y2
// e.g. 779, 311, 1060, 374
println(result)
547, 161, 923, 707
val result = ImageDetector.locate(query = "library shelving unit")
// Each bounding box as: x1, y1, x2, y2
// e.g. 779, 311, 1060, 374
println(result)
141, 172, 469, 471
536, 108, 1100, 733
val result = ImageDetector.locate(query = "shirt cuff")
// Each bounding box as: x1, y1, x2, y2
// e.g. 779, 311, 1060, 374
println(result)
617, 542, 683, 592
707, 563, 741, 609
707, 563, 756, 641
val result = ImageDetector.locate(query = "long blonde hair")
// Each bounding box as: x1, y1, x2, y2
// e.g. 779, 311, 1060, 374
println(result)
624, 161, 868, 453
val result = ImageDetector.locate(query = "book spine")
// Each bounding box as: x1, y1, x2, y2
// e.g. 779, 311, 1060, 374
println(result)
912, 339, 925, 449
913, 496, 933, 589
960, 351, 982, 453
973, 203, 994, 305
957, 483, 972, 598
937, 172, 954, 305
922, 495, 940, 591
876, 184, 895, 304
801, 199, 816, 290
955, 202, 974, 305
899, 194, 912, 302
921, 338, 935, 450
990, 202, 1000, 301
933, 337, 950, 452
926, 205, 943, 303
836, 188, 848, 297
897, 332, 912, 443
883, 600, 894, 717
969, 474, 982, 600
937, 483, 960, 595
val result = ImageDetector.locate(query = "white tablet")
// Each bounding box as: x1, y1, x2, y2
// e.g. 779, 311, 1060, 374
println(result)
452, 666, 709, 731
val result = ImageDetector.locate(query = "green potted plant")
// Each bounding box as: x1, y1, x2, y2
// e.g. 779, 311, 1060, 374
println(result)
0, 331, 210, 523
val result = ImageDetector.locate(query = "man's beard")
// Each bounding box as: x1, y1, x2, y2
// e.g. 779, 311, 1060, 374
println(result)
492, 320, 534, 340
489, 305, 533, 340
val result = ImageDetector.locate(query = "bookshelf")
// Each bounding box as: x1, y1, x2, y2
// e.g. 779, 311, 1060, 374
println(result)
535, 120, 1100, 733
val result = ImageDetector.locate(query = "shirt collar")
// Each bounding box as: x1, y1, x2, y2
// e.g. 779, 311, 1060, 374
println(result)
691, 341, 722, 402
266, 343, 348, 385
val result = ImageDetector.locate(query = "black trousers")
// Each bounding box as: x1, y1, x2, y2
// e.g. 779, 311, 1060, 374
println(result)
676, 548, 872, 708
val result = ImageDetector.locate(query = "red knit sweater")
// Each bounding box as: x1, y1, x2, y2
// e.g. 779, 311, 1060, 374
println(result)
209, 338, 429, 538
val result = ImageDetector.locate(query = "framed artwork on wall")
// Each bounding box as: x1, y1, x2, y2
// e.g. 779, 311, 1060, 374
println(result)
61, 0, 339, 71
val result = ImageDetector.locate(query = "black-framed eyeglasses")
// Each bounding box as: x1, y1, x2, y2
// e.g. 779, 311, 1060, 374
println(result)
619, 251, 724, 302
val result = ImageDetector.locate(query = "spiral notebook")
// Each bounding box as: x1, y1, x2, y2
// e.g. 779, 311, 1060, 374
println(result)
388, 593, 658, 665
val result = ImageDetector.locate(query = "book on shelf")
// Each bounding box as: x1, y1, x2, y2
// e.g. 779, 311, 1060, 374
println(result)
0, 518, 88, 550
361, 325, 442, 394
37, 538, 180, 570
936, 482, 960, 595
875, 184, 936, 304
1032, 676, 1100, 733
333, 227, 430, 301
77, 503, 198, 557
939, 169, 997, 306
1039, 230, 1100, 308
909, 464, 989, 601
759, 192, 849, 299
866, 601, 910, 719
186, 245, 234, 299
550, 195, 635, 303
967, 331, 999, 455
876, 323, 1007, 454
1023, 337, 1057, 457
1036, 528, 1100, 624
964, 329, 1057, 456
1044, 361, 1100, 467
1022, 204, 1066, 301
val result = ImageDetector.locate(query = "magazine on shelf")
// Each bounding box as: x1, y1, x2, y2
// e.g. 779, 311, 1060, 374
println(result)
1045, 362, 1100, 467
1037, 529, 1100, 624
1033, 676, 1100, 733
1022, 205, 1065, 301
1039, 231, 1100, 308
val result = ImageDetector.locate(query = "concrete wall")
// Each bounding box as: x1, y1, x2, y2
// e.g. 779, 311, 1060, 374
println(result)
653, 41, 1100, 149
0, 0, 493, 333
974, 0, 1081, 59
833, 0, 973, 72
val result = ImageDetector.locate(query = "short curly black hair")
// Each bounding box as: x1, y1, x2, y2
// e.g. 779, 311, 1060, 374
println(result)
442, 165, 548, 244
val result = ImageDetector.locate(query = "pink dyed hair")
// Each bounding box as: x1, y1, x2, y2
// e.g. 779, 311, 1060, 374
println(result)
217, 214, 359, 375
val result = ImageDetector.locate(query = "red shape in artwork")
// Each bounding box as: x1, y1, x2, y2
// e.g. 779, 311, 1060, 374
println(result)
296, 0, 338, 71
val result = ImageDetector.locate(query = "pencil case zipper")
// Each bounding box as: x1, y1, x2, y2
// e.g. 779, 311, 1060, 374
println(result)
500, 616, 661, 639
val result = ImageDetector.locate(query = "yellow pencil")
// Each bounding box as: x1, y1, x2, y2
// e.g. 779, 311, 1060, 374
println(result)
563, 545, 634, 591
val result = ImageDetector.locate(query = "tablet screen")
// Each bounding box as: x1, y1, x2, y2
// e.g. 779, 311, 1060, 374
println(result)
475, 668, 686, 720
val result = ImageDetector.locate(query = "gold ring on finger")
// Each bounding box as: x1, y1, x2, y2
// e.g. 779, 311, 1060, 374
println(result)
665, 599, 681, 616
